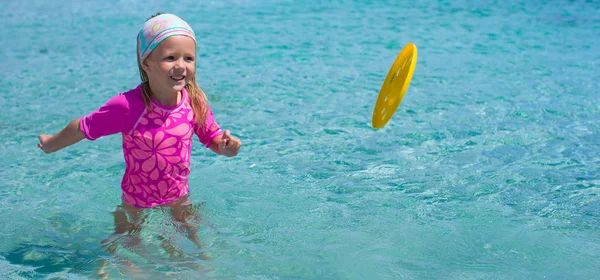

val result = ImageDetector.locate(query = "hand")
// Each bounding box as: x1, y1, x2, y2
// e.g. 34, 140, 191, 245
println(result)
218, 130, 241, 157
38, 134, 54, 154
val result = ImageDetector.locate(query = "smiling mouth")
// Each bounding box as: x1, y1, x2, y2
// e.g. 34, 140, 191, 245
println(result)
171, 75, 185, 82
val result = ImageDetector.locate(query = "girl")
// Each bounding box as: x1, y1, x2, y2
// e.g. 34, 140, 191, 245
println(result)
37, 13, 241, 271
38, 12, 241, 209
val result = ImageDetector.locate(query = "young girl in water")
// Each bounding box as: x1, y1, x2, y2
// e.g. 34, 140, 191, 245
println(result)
38, 12, 241, 208
37, 13, 241, 272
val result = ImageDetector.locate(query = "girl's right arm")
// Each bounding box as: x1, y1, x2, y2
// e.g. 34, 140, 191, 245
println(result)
38, 118, 85, 154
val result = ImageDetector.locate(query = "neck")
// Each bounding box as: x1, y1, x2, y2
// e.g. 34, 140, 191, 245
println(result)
148, 83, 182, 107
154, 91, 181, 107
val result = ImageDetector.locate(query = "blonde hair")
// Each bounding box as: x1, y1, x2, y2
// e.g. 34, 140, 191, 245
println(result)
137, 13, 209, 128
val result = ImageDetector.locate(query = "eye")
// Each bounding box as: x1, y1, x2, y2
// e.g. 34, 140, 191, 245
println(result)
185, 56, 195, 62
165, 56, 175, 61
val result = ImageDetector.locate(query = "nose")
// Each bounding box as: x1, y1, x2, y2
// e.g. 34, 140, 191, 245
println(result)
174, 57, 186, 69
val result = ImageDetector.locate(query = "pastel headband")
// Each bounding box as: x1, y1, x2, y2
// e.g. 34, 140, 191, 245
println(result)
137, 13, 196, 61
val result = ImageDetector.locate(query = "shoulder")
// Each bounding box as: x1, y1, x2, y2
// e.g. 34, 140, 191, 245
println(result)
102, 85, 145, 114
113, 85, 144, 107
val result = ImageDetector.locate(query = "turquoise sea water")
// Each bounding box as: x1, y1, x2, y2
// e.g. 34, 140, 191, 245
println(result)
1, 0, 599, 279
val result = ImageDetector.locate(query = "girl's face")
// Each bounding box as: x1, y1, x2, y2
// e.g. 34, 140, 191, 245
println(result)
141, 36, 196, 96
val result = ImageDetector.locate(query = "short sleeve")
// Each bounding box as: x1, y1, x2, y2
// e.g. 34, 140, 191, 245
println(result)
194, 105, 223, 148
79, 94, 130, 140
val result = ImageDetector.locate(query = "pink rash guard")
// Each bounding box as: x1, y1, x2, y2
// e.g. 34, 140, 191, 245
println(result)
79, 85, 223, 208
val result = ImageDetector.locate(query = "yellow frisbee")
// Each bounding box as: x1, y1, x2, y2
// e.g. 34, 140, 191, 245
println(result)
372, 42, 418, 129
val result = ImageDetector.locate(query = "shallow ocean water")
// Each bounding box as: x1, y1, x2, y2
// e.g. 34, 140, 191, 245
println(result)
1, 0, 599, 279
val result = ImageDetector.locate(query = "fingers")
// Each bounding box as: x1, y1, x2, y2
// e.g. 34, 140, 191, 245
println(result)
38, 142, 47, 153
225, 137, 239, 149
38, 135, 48, 151
219, 130, 231, 151
219, 130, 241, 156
222, 138, 240, 153
219, 137, 228, 152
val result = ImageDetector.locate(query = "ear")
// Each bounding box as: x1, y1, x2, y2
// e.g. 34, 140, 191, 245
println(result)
140, 57, 152, 73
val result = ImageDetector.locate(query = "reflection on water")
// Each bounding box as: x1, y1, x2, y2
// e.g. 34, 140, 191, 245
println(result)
3, 200, 217, 279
